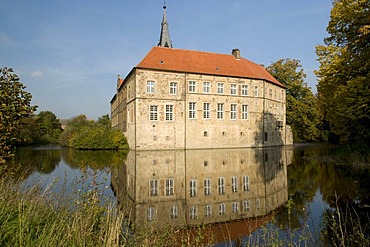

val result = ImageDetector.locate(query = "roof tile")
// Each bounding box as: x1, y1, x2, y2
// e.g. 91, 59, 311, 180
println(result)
136, 46, 284, 87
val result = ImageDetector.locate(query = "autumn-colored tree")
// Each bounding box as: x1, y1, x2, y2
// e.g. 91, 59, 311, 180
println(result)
315, 0, 370, 144
266, 59, 320, 142
0, 67, 37, 164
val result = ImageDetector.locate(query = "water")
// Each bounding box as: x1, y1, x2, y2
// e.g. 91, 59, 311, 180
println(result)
13, 144, 370, 245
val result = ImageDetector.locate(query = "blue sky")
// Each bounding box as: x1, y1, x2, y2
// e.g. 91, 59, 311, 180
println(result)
0, 0, 332, 120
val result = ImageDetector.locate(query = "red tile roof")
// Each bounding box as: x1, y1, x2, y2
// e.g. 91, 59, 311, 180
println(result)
136, 46, 284, 87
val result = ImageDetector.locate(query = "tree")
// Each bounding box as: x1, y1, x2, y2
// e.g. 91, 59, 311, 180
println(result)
315, 0, 370, 144
37, 111, 62, 144
266, 59, 320, 142
60, 114, 127, 150
0, 67, 37, 164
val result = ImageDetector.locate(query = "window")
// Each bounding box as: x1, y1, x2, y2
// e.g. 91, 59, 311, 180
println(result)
165, 105, 174, 121
166, 178, 174, 196
230, 84, 237, 95
204, 178, 211, 195
147, 207, 156, 221
232, 202, 239, 213
241, 105, 248, 120
149, 105, 158, 121
205, 205, 212, 217
231, 176, 238, 192
254, 86, 259, 97
189, 205, 198, 219
243, 200, 250, 212
219, 203, 226, 215
170, 205, 178, 219
203, 103, 210, 119
264, 132, 268, 142
256, 198, 261, 210
241, 85, 248, 96
169, 82, 177, 95
217, 83, 224, 94
218, 177, 225, 195
243, 176, 250, 191
147, 81, 155, 94
230, 104, 237, 120
203, 82, 210, 93
150, 179, 158, 196
190, 179, 197, 197
217, 103, 224, 119
189, 102, 196, 119
269, 89, 273, 98
188, 81, 196, 93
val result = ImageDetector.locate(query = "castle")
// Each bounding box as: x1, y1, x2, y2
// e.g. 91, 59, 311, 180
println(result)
110, 5, 293, 150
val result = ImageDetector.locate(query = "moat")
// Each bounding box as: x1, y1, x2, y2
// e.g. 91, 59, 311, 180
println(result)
14, 144, 370, 245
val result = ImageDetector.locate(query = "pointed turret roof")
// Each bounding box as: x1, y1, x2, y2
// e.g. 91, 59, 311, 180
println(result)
158, 4, 172, 48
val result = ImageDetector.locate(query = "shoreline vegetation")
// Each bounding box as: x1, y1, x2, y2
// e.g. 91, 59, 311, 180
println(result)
60, 114, 129, 151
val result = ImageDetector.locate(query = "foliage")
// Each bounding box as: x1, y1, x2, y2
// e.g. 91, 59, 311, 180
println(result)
0, 67, 37, 164
315, 0, 370, 144
266, 59, 320, 142
14, 111, 62, 146
60, 114, 128, 150
36, 111, 62, 144
0, 175, 214, 247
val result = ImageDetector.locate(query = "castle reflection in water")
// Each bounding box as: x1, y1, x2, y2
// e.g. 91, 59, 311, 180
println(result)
111, 148, 291, 236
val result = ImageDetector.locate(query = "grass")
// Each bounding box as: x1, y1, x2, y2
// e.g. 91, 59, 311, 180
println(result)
0, 170, 215, 247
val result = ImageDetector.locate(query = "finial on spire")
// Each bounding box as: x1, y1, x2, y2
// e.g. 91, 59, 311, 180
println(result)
163, 1, 166, 9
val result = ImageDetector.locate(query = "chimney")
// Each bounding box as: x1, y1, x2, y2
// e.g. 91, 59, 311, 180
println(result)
232, 49, 240, 59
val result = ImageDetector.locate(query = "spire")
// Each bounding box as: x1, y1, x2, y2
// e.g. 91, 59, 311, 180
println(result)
158, 2, 173, 48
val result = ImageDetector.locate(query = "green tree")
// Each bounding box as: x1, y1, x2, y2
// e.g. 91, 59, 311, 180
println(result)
315, 0, 370, 144
60, 114, 127, 150
0, 67, 37, 164
37, 111, 62, 144
96, 114, 110, 126
266, 59, 320, 142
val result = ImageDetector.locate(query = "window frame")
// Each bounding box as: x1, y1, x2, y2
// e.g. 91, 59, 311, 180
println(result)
169, 82, 177, 95
230, 104, 237, 120
241, 85, 248, 96
190, 179, 197, 197
150, 179, 159, 196
147, 81, 155, 94
149, 105, 158, 121
165, 104, 174, 121
241, 104, 248, 120
204, 178, 211, 195
166, 178, 174, 196
188, 81, 197, 93
203, 103, 210, 119
230, 84, 237, 95
189, 102, 196, 119
203, 82, 210, 93
217, 83, 224, 94
217, 103, 224, 120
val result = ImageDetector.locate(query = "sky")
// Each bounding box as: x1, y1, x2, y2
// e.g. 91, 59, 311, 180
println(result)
0, 0, 333, 120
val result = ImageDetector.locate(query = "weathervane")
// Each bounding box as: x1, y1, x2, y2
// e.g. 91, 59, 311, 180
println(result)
163, 0, 166, 9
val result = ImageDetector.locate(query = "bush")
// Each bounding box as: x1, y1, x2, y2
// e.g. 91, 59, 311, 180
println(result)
60, 115, 128, 150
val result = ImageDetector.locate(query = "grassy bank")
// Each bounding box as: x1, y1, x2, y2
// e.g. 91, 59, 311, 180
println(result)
0, 173, 212, 247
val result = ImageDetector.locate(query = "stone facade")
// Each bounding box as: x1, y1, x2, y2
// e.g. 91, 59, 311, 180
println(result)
111, 47, 293, 150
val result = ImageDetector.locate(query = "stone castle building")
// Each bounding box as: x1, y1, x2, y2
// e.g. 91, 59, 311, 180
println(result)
110, 5, 293, 150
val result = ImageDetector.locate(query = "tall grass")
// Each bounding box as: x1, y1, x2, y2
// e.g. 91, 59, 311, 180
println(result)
0, 172, 214, 247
